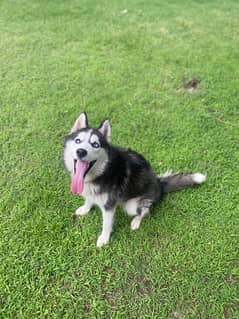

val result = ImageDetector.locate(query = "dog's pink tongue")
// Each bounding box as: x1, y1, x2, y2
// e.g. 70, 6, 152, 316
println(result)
71, 160, 88, 194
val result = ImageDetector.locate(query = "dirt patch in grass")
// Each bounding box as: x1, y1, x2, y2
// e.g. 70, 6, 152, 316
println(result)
127, 273, 154, 296
183, 78, 201, 93
83, 302, 92, 314
101, 267, 154, 306
226, 274, 239, 284
173, 311, 184, 319
135, 275, 153, 295
101, 266, 120, 307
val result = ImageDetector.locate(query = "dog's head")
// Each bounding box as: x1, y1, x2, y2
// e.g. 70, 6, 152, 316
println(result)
64, 112, 111, 194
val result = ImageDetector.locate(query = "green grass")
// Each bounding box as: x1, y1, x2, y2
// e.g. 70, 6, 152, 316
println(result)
0, 0, 238, 317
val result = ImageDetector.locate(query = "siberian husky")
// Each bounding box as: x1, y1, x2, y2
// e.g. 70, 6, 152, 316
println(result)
63, 112, 206, 247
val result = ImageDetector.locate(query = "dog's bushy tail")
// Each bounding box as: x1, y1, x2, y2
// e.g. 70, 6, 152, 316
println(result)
158, 171, 206, 193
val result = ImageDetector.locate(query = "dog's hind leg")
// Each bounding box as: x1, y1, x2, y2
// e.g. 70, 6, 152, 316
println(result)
130, 207, 149, 230
130, 199, 152, 230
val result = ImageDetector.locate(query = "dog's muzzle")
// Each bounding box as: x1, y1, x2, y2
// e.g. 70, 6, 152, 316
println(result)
76, 148, 87, 159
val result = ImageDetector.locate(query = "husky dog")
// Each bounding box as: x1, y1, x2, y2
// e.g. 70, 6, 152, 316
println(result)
64, 112, 206, 247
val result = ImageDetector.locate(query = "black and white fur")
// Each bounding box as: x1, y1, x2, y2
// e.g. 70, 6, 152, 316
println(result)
64, 112, 206, 247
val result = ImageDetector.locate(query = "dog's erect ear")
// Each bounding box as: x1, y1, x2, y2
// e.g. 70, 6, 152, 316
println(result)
98, 119, 111, 142
70, 112, 88, 133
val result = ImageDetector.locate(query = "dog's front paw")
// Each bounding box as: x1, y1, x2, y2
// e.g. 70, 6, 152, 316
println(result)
96, 234, 110, 247
75, 205, 90, 216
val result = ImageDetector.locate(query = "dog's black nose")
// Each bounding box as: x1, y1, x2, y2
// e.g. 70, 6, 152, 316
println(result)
76, 148, 87, 159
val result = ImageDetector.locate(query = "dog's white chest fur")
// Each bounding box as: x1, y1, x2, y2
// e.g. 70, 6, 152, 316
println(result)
81, 181, 98, 197
81, 182, 107, 209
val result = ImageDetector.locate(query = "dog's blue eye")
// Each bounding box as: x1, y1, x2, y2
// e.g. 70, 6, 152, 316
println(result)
92, 142, 100, 148
75, 139, 81, 144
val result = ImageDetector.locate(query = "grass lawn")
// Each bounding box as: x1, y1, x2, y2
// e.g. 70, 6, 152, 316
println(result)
0, 0, 238, 317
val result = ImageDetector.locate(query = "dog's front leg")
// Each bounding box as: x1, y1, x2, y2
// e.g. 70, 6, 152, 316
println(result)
75, 198, 93, 216
97, 207, 115, 247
